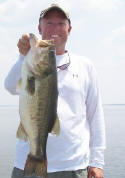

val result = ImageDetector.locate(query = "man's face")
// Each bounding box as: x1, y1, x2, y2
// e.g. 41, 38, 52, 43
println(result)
38, 10, 72, 50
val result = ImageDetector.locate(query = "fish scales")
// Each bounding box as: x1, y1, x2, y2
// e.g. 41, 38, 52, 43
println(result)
16, 33, 60, 178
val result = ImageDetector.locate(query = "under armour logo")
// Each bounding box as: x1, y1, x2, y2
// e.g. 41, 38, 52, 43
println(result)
73, 74, 78, 78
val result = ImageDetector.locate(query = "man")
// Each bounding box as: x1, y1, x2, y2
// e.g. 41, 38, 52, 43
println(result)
4, 3, 106, 178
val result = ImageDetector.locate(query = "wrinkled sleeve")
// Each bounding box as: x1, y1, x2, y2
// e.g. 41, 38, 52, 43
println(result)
4, 54, 24, 95
86, 63, 106, 169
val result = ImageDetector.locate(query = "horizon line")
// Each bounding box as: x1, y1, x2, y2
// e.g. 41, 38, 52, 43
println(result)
0, 104, 125, 107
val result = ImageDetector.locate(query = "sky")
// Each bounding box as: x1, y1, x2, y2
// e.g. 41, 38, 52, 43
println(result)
0, 0, 125, 105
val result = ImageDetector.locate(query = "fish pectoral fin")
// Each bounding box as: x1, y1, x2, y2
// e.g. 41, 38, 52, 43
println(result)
16, 78, 22, 93
51, 115, 60, 136
16, 122, 28, 141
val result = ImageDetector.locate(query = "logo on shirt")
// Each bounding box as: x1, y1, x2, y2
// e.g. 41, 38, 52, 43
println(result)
73, 74, 78, 78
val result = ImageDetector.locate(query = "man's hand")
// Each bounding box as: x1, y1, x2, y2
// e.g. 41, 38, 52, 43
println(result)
17, 34, 30, 56
88, 167, 103, 178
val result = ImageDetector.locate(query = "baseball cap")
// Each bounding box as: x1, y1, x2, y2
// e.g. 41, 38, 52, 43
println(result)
39, 3, 71, 24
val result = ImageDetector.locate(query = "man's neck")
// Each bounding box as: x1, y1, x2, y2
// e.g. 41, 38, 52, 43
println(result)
56, 48, 66, 55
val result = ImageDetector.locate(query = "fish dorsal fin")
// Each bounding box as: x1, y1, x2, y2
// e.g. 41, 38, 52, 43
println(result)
17, 122, 28, 141
16, 78, 22, 94
51, 115, 60, 136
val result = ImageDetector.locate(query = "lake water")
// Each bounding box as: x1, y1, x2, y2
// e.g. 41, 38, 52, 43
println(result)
0, 105, 125, 178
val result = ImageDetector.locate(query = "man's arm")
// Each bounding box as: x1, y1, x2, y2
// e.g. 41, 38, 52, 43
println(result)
4, 54, 24, 95
86, 64, 106, 178
4, 34, 30, 95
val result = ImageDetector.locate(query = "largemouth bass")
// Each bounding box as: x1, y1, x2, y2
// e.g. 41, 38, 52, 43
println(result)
16, 33, 60, 177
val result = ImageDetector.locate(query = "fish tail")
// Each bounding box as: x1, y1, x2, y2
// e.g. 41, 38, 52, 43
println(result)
24, 153, 47, 178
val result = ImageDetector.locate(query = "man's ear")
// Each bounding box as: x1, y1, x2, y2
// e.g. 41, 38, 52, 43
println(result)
38, 24, 42, 35
68, 25, 72, 35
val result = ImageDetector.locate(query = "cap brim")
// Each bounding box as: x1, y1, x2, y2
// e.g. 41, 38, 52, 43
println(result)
41, 5, 70, 20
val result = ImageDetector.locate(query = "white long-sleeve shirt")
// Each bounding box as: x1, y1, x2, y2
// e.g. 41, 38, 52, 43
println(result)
4, 52, 106, 172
